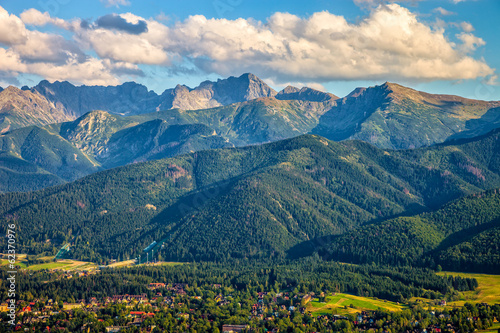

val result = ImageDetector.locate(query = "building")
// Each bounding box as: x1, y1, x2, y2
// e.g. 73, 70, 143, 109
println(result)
222, 324, 250, 333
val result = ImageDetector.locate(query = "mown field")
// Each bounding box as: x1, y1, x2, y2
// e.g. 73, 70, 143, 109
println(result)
0, 254, 95, 271
477, 322, 500, 333
306, 293, 405, 316
25, 259, 96, 271
1, 253, 185, 271
437, 272, 500, 305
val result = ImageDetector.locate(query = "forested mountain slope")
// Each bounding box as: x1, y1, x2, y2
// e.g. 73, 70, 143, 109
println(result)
0, 96, 334, 192
0, 129, 498, 263
319, 188, 500, 273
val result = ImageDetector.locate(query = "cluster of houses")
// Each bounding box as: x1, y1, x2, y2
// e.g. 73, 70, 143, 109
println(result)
147, 282, 188, 295
60, 270, 95, 279
2, 281, 494, 333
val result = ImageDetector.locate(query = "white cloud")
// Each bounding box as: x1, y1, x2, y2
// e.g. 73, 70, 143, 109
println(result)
157, 4, 493, 83
13, 31, 85, 64
451, 0, 467, 4
456, 32, 485, 53
353, 0, 424, 8
80, 26, 169, 65
0, 6, 27, 45
0, 48, 27, 73
433, 7, 456, 15
27, 58, 123, 85
100, 0, 131, 8
484, 75, 498, 86
0, 4, 495, 88
20, 8, 71, 30
0, 6, 140, 86
460, 21, 474, 32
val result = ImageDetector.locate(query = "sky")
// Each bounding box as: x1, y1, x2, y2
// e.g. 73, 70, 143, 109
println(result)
0, 0, 499, 100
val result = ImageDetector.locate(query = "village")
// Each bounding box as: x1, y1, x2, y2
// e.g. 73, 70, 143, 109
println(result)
2, 275, 498, 333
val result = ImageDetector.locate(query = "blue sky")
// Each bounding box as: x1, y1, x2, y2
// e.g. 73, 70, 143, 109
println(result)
0, 0, 499, 100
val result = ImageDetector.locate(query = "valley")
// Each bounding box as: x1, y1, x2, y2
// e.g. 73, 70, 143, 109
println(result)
2, 0, 500, 331
1, 75, 499, 332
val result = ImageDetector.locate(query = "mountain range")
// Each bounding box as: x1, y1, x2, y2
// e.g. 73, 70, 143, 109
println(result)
1, 72, 499, 273
1, 74, 500, 193
0, 95, 335, 192
1, 129, 499, 270
312, 82, 500, 149
0, 73, 281, 134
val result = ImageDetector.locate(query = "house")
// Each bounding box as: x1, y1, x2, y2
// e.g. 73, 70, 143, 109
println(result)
178, 313, 190, 320
21, 306, 32, 313
222, 324, 250, 333
129, 311, 145, 317
128, 317, 143, 327
148, 283, 166, 290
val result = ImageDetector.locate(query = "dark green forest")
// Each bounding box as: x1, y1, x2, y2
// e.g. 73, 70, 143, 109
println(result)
1, 130, 499, 271
0, 260, 478, 304
320, 189, 500, 273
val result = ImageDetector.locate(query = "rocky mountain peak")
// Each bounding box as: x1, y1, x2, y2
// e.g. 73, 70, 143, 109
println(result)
280, 85, 301, 94
276, 86, 338, 102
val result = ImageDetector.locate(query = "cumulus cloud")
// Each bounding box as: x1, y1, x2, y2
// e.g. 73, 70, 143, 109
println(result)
155, 4, 493, 83
20, 8, 71, 30
76, 13, 169, 65
13, 31, 86, 64
81, 29, 169, 65
484, 75, 498, 86
0, 6, 27, 45
27, 58, 122, 85
0, 3, 495, 88
456, 32, 485, 53
0, 6, 143, 86
96, 14, 148, 34
0, 48, 27, 73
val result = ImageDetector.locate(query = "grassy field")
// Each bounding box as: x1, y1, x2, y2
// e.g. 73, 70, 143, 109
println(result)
477, 322, 500, 333
306, 293, 405, 316
25, 259, 96, 271
1, 254, 182, 271
437, 272, 500, 306
107, 259, 136, 268
0, 254, 27, 268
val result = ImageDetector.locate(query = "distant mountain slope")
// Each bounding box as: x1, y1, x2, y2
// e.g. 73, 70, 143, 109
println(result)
0, 73, 318, 132
33, 73, 277, 118
0, 151, 65, 193
1, 130, 498, 263
167, 97, 335, 145
275, 86, 338, 102
0, 117, 231, 191
312, 82, 500, 149
3, 75, 500, 152
159, 73, 277, 110
0, 86, 72, 133
319, 188, 500, 273
99, 121, 232, 169
0, 94, 334, 192
0, 126, 99, 186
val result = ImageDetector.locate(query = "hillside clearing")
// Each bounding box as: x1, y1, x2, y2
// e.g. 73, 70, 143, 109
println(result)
306, 293, 405, 316
437, 272, 500, 305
